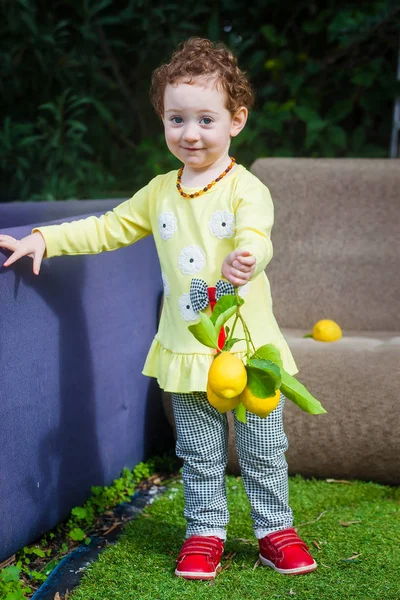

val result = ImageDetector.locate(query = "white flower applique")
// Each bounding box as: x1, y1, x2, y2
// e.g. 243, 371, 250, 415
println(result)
238, 282, 251, 297
178, 245, 206, 275
178, 293, 198, 322
158, 212, 177, 240
162, 272, 170, 298
208, 210, 235, 239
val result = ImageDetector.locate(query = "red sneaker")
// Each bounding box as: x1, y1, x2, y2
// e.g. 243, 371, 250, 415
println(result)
175, 535, 224, 580
258, 528, 317, 575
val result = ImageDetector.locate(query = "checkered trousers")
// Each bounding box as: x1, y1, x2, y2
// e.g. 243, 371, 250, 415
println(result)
172, 391, 293, 541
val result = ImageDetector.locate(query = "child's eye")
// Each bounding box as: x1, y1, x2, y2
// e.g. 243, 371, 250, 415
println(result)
171, 116, 183, 124
200, 117, 213, 125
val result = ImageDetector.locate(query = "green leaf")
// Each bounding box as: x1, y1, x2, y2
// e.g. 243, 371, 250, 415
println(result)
207, 8, 219, 41
252, 344, 283, 368
305, 60, 322, 76
69, 527, 86, 541
328, 125, 347, 148
19, 135, 42, 147
351, 70, 376, 87
0, 566, 21, 582
30, 547, 46, 558
246, 358, 281, 398
326, 99, 353, 123
29, 570, 47, 583
214, 305, 237, 333
88, 0, 114, 18
295, 106, 327, 138
71, 506, 88, 520
261, 24, 287, 47
235, 402, 247, 423
210, 294, 243, 325
67, 120, 88, 133
280, 99, 296, 112
305, 130, 320, 150
264, 58, 285, 70
188, 313, 219, 349
351, 126, 366, 152
302, 19, 325, 34
21, 12, 38, 35
224, 338, 243, 351
308, 118, 328, 133
280, 370, 327, 414
288, 74, 305, 95
92, 99, 113, 123
294, 105, 320, 124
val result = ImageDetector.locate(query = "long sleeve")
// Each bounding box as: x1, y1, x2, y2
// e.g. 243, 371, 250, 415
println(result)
32, 184, 152, 259
233, 180, 274, 279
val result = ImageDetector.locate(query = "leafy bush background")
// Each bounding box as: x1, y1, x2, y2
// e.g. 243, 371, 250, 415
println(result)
1, 0, 399, 201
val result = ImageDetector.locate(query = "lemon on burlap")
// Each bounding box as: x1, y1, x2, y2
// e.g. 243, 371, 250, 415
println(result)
312, 319, 342, 342
206, 384, 241, 413
207, 351, 247, 399
240, 387, 281, 418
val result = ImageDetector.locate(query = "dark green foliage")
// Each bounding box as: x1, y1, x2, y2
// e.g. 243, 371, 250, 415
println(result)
1, 0, 399, 201
0, 460, 159, 599
0, 565, 32, 599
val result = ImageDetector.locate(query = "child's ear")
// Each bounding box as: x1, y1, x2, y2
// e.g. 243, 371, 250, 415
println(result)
230, 107, 248, 137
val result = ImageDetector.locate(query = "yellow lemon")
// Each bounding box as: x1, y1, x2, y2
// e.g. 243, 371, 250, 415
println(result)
240, 387, 281, 418
312, 319, 342, 342
206, 384, 240, 413
208, 351, 247, 399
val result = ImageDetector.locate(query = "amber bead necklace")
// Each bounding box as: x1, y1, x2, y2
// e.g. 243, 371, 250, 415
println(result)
176, 157, 236, 198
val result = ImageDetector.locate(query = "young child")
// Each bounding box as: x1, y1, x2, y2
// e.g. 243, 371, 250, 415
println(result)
0, 37, 317, 580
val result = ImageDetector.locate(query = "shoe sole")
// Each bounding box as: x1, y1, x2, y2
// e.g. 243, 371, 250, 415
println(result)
175, 564, 222, 580
259, 554, 317, 575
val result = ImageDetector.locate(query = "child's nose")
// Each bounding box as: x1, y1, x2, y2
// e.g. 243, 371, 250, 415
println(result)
182, 123, 200, 142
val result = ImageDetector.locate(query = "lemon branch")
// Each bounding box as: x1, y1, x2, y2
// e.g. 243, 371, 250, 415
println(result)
241, 317, 257, 356
188, 287, 327, 416
226, 313, 239, 346
224, 289, 256, 358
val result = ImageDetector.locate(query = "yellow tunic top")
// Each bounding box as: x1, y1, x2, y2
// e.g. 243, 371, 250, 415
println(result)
33, 164, 298, 392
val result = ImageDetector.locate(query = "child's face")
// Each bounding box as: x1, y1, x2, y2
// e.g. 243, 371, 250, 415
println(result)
162, 77, 246, 170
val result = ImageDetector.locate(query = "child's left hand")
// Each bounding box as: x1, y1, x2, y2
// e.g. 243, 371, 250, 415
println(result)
221, 249, 256, 286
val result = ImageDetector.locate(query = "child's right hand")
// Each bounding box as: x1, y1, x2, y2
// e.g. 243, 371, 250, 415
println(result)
0, 232, 46, 275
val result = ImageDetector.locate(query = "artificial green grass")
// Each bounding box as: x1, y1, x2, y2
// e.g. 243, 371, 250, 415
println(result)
71, 475, 400, 600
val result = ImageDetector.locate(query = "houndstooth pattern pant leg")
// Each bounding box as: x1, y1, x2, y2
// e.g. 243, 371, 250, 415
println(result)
172, 391, 230, 540
234, 392, 293, 538
172, 391, 293, 541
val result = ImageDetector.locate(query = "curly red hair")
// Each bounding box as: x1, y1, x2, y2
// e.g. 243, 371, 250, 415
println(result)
150, 37, 254, 118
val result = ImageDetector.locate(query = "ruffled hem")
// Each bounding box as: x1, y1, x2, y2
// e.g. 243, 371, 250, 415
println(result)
142, 338, 298, 393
